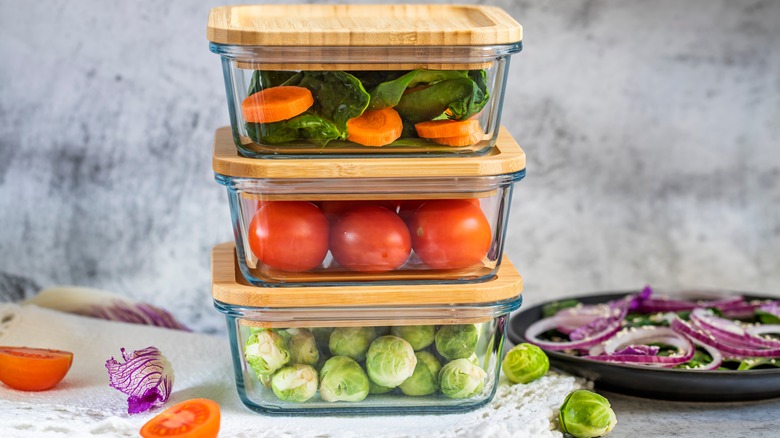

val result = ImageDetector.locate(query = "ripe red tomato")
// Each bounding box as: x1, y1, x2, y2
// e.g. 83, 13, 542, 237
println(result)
409, 199, 492, 270
330, 205, 412, 273
247, 201, 329, 272
0, 346, 73, 391
319, 200, 401, 222
140, 398, 220, 438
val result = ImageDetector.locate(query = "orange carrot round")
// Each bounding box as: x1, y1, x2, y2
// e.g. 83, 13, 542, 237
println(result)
415, 119, 481, 139
242, 86, 314, 124
431, 130, 485, 147
347, 108, 403, 147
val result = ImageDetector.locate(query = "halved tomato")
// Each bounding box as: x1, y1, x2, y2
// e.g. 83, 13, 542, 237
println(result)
140, 398, 221, 438
0, 346, 73, 391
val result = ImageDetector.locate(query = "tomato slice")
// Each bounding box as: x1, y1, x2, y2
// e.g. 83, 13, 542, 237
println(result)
0, 346, 73, 391
140, 398, 221, 438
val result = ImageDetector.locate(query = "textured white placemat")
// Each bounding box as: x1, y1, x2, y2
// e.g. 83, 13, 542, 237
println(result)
0, 304, 586, 437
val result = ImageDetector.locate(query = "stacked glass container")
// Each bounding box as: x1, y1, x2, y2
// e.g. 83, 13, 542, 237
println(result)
208, 4, 524, 415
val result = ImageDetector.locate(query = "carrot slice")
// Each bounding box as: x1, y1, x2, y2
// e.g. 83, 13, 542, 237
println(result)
415, 119, 481, 139
0, 346, 73, 391
347, 108, 403, 147
431, 130, 485, 147
242, 86, 314, 123
140, 398, 221, 438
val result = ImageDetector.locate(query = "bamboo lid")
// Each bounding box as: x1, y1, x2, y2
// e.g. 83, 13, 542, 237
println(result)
211, 242, 523, 308
207, 5, 522, 47
213, 126, 526, 179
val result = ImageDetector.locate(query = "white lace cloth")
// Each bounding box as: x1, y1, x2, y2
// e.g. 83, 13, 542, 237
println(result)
0, 304, 586, 437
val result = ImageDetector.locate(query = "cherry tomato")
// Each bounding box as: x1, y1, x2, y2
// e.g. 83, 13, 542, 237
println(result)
409, 199, 492, 270
319, 200, 401, 222
247, 201, 329, 272
0, 346, 73, 391
398, 198, 479, 223
140, 398, 220, 438
330, 205, 412, 273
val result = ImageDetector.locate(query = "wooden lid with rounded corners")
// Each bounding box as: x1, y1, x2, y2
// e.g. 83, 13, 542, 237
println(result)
207, 5, 522, 47
211, 242, 522, 308
212, 126, 526, 179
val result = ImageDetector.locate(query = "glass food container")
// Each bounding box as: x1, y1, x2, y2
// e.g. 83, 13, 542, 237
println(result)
207, 4, 522, 158
213, 126, 526, 287
212, 243, 523, 415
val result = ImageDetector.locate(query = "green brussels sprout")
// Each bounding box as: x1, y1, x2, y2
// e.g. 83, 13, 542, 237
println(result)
559, 389, 617, 438
502, 343, 550, 384
399, 351, 442, 396
391, 325, 435, 351
435, 324, 478, 360
438, 358, 487, 399
329, 326, 377, 361
285, 328, 320, 367
366, 335, 417, 387
271, 364, 318, 402
369, 380, 395, 395
244, 329, 291, 376
319, 356, 370, 402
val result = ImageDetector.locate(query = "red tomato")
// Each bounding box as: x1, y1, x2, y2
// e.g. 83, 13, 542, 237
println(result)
247, 201, 329, 272
140, 398, 220, 438
319, 200, 401, 222
330, 205, 412, 273
0, 346, 73, 391
409, 199, 492, 270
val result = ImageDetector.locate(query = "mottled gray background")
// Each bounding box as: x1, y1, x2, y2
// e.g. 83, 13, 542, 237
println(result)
1, 0, 778, 333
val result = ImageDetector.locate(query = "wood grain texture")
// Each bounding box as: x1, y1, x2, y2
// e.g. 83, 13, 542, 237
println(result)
211, 242, 523, 308
213, 126, 526, 179
207, 4, 522, 46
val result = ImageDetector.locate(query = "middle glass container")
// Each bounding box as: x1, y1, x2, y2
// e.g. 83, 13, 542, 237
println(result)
214, 125, 526, 287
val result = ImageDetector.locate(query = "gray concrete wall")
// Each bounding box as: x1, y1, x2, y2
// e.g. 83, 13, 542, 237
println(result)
1, 0, 778, 332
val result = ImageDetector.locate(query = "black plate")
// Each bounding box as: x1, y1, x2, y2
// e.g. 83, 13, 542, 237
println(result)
508, 291, 780, 402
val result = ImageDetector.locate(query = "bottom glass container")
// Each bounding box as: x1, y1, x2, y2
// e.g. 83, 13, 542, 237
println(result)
212, 242, 523, 415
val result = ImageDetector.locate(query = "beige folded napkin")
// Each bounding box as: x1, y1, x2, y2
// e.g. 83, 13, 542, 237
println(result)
0, 303, 584, 437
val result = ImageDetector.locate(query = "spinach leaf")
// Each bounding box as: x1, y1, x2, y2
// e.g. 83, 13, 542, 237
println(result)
247, 71, 301, 96
349, 71, 408, 91
446, 69, 490, 120
246, 113, 341, 146
294, 71, 370, 134
367, 70, 469, 110
395, 78, 475, 123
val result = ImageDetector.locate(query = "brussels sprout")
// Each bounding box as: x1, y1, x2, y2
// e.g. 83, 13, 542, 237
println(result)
559, 389, 617, 438
319, 356, 370, 402
286, 328, 320, 367
365, 336, 417, 387
399, 351, 442, 396
271, 364, 318, 402
369, 380, 395, 395
244, 329, 291, 376
438, 358, 487, 399
329, 326, 377, 361
435, 324, 478, 360
391, 325, 435, 351
502, 343, 550, 384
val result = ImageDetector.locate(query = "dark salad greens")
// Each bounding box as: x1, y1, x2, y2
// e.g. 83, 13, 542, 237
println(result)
243, 69, 490, 148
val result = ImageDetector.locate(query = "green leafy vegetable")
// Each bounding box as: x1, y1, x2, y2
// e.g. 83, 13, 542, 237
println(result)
248, 71, 301, 96
290, 71, 370, 134
367, 70, 469, 110
246, 113, 341, 146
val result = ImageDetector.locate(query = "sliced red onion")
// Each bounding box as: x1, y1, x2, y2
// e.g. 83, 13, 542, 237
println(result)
746, 324, 780, 338
614, 345, 661, 356
671, 317, 780, 359
105, 346, 174, 414
583, 326, 694, 367
690, 308, 780, 349
687, 337, 723, 371
525, 313, 624, 351
758, 302, 780, 318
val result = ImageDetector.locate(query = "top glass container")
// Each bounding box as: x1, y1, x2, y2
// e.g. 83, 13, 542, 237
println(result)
207, 4, 523, 158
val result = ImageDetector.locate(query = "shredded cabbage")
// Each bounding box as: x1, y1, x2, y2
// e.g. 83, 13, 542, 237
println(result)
105, 346, 174, 414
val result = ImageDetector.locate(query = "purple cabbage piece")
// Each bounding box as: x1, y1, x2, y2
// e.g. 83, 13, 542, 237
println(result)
759, 302, 780, 318
614, 345, 660, 356
628, 285, 653, 311
105, 346, 174, 414
86, 300, 190, 331
569, 317, 612, 341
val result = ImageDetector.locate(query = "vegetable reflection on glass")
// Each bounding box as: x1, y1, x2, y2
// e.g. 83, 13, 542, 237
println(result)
559, 389, 617, 438
105, 346, 174, 414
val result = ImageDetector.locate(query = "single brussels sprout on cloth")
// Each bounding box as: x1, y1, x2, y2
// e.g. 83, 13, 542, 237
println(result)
559, 389, 617, 438
502, 343, 550, 384
329, 326, 377, 361
244, 329, 291, 376
286, 328, 320, 367
438, 358, 487, 399
369, 380, 395, 395
271, 364, 319, 402
319, 356, 370, 402
391, 325, 436, 351
366, 336, 418, 388
399, 351, 442, 396
435, 324, 479, 360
